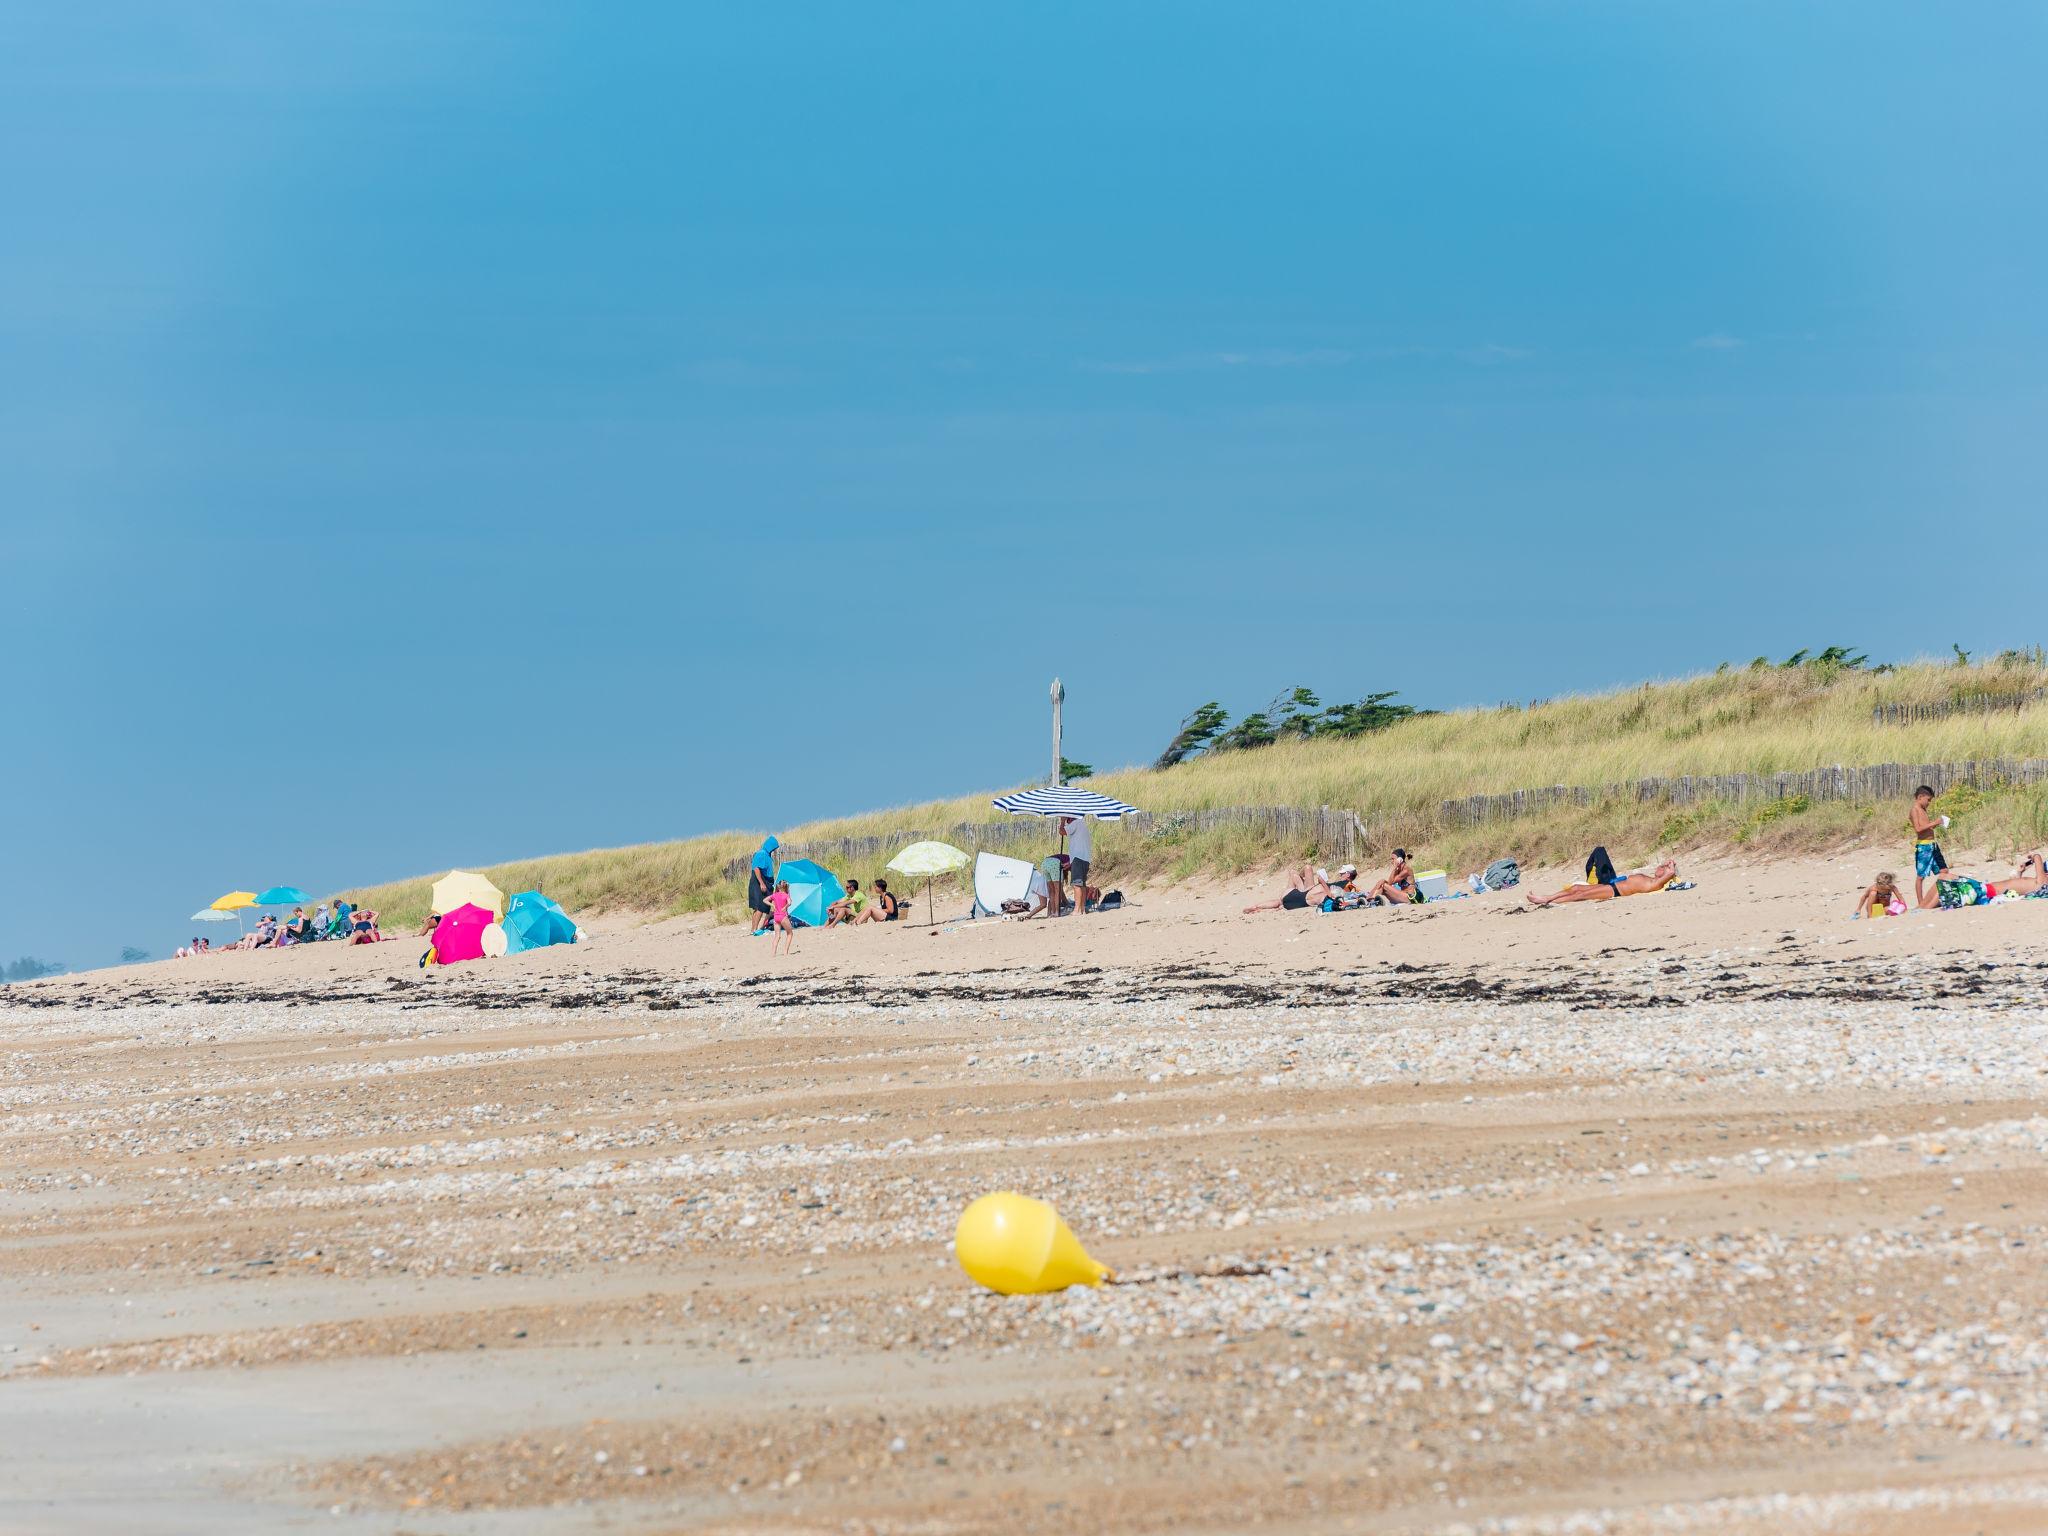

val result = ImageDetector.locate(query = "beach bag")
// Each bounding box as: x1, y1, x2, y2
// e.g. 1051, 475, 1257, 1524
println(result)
1098, 890, 1124, 910
1481, 858, 1520, 890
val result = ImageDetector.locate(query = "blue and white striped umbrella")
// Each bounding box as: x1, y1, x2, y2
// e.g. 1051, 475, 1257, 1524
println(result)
990, 786, 1141, 819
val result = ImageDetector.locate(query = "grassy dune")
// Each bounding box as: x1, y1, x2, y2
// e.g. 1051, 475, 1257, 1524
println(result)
343, 658, 2048, 928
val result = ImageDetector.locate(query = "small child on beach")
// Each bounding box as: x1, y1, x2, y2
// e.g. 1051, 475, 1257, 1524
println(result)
769, 880, 796, 956
1852, 871, 1907, 919
1909, 785, 1951, 909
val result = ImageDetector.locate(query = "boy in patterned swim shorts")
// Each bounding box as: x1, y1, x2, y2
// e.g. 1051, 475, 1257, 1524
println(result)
1910, 784, 1950, 909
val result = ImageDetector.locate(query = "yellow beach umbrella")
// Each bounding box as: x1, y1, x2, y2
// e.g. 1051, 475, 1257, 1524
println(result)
431, 870, 505, 919
210, 891, 258, 911
885, 841, 970, 931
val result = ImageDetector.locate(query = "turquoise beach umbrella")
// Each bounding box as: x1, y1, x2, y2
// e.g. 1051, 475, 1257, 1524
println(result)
504, 891, 578, 954
774, 859, 844, 928
255, 886, 308, 906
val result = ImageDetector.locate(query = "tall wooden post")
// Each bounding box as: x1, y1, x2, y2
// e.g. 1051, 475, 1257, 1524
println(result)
1050, 676, 1065, 787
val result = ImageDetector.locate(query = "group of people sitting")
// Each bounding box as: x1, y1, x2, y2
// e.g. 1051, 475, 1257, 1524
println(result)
823, 877, 905, 927
1244, 850, 1426, 915
175, 901, 382, 957
745, 840, 915, 938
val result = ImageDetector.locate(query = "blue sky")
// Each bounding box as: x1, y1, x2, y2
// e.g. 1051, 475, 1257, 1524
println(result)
4, 2, 2044, 970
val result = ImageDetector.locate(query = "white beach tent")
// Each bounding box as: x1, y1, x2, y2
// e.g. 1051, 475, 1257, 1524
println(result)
971, 851, 1049, 918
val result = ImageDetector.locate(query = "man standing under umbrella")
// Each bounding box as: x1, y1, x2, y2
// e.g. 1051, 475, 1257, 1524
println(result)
1059, 814, 1094, 916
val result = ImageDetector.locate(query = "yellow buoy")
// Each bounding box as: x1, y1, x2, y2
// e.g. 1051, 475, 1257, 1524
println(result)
954, 1191, 1110, 1295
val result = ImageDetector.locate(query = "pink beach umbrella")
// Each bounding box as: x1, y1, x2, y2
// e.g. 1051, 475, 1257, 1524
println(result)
429, 903, 494, 966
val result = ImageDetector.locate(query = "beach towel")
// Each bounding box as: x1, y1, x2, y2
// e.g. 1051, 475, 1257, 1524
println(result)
1584, 847, 1618, 886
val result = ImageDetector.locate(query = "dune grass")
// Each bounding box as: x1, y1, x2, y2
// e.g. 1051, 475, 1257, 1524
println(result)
341, 657, 2048, 929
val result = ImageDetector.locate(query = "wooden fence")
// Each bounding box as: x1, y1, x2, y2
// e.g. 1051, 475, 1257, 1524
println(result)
1872, 690, 2048, 726
721, 804, 1361, 881
1435, 758, 2048, 828
725, 759, 2048, 880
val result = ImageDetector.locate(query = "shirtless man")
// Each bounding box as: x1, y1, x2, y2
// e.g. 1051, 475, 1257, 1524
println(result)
1526, 858, 1679, 907
1244, 864, 1331, 915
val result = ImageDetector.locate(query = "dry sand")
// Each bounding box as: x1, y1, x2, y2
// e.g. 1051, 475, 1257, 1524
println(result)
6, 848, 2048, 1534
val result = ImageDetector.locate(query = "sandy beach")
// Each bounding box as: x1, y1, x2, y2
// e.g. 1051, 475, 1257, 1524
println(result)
7, 848, 2048, 1534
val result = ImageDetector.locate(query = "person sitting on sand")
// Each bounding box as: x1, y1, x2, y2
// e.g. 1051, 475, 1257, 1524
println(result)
349, 908, 381, 944
415, 911, 440, 938
857, 878, 899, 923
283, 907, 316, 945
1526, 856, 1679, 907
826, 879, 867, 927
250, 915, 280, 947
1244, 864, 1332, 915
1363, 851, 1416, 905
1852, 871, 1908, 918
323, 901, 352, 940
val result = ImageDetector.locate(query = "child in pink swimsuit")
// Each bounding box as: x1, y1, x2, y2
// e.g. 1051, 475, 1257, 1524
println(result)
769, 882, 796, 955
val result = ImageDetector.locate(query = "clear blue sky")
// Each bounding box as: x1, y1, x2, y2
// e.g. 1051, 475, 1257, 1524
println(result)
5, 3, 2044, 971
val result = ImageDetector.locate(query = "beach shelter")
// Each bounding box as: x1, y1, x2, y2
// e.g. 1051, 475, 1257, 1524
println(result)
775, 858, 844, 928
431, 870, 505, 920
427, 903, 494, 966
503, 891, 578, 954
971, 851, 1050, 917
255, 886, 308, 907
885, 840, 970, 931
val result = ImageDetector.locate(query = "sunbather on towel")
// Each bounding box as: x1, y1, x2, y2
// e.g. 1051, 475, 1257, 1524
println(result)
1244, 864, 1331, 915
1948, 851, 2047, 902
1526, 857, 1679, 907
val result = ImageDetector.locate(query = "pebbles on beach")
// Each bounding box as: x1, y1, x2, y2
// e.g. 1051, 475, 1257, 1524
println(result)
7, 905, 2048, 1533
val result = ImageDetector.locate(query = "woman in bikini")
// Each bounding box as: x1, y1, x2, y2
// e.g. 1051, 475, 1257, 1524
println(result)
1244, 864, 1332, 915
1526, 859, 1679, 907
1364, 850, 1417, 905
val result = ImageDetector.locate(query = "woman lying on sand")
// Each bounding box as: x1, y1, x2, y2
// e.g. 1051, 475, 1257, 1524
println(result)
1244, 864, 1332, 914
1526, 858, 1679, 907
